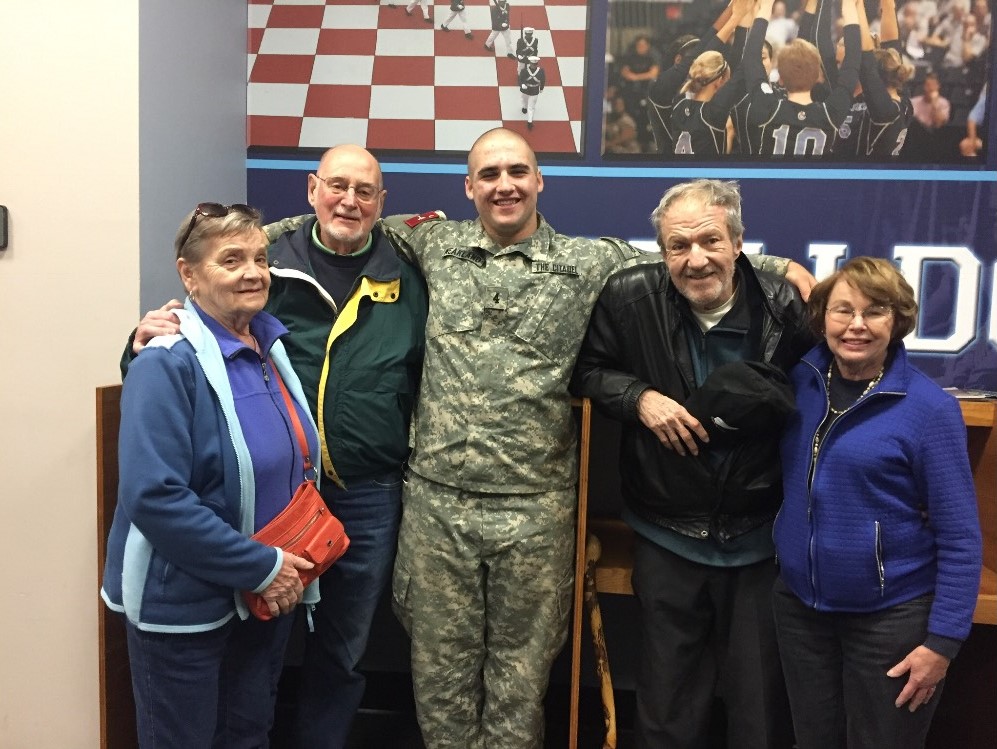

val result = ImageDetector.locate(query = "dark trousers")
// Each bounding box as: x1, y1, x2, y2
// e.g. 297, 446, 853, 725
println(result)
632, 537, 794, 749
293, 472, 403, 749
772, 577, 941, 749
125, 613, 295, 749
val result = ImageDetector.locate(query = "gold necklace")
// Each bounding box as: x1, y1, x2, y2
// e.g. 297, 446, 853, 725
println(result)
826, 360, 884, 415
813, 361, 884, 460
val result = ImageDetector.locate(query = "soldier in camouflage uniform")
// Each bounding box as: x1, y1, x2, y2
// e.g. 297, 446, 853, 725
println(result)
380, 129, 806, 749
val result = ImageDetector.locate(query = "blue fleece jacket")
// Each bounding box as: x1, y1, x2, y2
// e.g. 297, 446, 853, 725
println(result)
776, 343, 982, 645
101, 302, 321, 632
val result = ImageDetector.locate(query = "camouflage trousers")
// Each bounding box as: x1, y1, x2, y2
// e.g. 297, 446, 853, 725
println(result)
392, 472, 576, 749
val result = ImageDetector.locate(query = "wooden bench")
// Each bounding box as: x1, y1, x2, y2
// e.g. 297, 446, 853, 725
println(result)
96, 385, 135, 749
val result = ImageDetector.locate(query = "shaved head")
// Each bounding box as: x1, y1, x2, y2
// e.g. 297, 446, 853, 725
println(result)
465, 128, 543, 247
468, 128, 538, 176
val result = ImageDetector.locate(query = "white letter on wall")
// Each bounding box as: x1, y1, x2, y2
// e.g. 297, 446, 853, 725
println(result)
808, 244, 847, 281
894, 245, 980, 353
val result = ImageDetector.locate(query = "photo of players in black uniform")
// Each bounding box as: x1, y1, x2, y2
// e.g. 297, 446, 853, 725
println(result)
603, 0, 991, 162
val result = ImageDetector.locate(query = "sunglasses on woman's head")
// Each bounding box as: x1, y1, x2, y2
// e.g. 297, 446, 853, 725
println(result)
178, 202, 260, 250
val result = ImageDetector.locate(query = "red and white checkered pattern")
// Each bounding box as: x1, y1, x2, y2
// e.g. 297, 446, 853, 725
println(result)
248, 0, 590, 153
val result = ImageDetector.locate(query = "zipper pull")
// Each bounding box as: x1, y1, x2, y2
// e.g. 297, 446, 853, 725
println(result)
261, 360, 270, 382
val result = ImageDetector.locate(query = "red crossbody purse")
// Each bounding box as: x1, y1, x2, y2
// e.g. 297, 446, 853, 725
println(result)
242, 367, 349, 620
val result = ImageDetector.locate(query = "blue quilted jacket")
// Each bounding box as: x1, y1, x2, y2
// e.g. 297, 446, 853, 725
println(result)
775, 343, 982, 643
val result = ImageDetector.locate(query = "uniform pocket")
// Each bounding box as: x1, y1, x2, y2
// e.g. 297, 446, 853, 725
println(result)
425, 261, 479, 340
554, 567, 575, 634
391, 557, 414, 635
513, 275, 582, 364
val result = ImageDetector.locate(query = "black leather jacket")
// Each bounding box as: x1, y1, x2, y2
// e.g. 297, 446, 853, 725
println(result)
571, 254, 814, 543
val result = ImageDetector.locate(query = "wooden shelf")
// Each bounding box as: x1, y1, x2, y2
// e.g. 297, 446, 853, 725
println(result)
960, 399, 997, 428
975, 566, 997, 625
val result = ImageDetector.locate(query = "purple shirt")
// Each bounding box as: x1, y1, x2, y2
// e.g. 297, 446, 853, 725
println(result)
194, 303, 318, 531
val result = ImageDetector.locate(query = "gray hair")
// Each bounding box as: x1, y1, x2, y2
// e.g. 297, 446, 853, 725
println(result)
650, 179, 744, 247
174, 205, 263, 262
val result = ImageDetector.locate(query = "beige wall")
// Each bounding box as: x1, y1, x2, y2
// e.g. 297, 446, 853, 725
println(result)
0, 5, 139, 747
0, 0, 248, 742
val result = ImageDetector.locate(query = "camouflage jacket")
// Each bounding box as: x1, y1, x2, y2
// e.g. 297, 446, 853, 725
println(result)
381, 212, 645, 494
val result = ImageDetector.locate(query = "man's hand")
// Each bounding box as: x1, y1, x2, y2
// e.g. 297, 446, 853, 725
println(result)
133, 300, 184, 354
887, 645, 950, 712
785, 261, 818, 302
637, 390, 709, 456
260, 552, 315, 618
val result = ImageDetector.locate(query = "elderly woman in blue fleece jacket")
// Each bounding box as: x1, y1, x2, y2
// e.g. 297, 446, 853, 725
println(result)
773, 256, 982, 749
101, 204, 320, 748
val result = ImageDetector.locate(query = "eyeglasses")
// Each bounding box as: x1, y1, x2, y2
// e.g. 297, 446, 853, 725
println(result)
825, 304, 893, 324
314, 175, 382, 204
178, 202, 259, 251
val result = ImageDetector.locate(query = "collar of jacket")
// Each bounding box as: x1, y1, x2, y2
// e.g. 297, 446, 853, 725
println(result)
270, 219, 403, 305
467, 212, 554, 260
801, 339, 912, 398
271, 219, 403, 282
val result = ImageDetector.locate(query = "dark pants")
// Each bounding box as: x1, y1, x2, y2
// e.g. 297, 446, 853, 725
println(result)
632, 537, 793, 749
125, 613, 295, 749
293, 472, 403, 749
772, 577, 941, 749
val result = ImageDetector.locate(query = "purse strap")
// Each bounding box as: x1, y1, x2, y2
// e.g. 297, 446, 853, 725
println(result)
271, 364, 316, 482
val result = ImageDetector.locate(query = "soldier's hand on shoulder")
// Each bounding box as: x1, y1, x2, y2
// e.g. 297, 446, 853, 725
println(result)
785, 260, 817, 301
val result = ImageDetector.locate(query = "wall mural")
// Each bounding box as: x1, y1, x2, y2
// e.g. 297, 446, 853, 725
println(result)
248, 0, 592, 154
246, 0, 996, 389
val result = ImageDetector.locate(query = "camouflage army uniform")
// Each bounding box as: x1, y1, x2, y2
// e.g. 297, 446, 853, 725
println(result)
381, 212, 642, 749
379, 211, 794, 749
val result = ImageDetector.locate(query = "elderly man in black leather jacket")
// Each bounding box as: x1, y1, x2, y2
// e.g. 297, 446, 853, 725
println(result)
571, 178, 813, 749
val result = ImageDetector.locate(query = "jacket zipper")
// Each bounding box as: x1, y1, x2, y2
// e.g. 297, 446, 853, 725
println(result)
803, 359, 830, 607
875, 520, 885, 596
804, 357, 901, 607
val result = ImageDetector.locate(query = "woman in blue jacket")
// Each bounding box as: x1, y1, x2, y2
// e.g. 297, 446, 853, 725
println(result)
101, 204, 320, 747
774, 257, 982, 749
